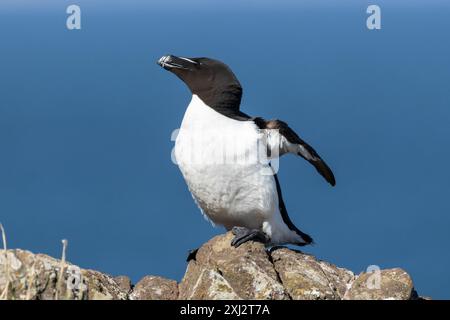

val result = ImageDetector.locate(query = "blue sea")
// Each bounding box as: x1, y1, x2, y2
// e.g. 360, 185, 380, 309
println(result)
0, 0, 449, 298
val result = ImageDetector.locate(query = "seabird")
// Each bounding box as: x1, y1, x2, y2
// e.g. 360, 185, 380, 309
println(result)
157, 55, 335, 249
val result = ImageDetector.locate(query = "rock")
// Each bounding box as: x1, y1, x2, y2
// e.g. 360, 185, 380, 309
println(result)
129, 276, 178, 300
114, 275, 132, 293
0, 249, 128, 300
344, 268, 414, 300
0, 232, 422, 300
179, 232, 288, 300
80, 269, 129, 300
270, 247, 354, 300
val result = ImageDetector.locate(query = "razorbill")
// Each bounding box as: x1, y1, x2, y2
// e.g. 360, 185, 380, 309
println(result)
157, 55, 335, 248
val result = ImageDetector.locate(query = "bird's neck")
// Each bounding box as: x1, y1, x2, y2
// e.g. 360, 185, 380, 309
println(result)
193, 84, 242, 113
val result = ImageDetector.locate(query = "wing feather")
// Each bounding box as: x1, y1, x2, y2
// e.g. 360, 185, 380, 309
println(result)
253, 118, 336, 186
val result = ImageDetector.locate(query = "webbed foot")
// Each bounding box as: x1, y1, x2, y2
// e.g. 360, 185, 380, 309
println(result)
231, 226, 269, 248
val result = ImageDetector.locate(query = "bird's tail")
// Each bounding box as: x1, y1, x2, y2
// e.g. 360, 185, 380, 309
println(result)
294, 229, 314, 246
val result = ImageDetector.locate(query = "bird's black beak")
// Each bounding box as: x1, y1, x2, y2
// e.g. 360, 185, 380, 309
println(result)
157, 55, 198, 71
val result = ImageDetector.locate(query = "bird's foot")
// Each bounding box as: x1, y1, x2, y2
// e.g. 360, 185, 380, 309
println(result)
231, 226, 269, 248
186, 248, 199, 262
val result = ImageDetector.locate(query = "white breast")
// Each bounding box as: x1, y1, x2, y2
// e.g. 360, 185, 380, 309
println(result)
174, 95, 278, 230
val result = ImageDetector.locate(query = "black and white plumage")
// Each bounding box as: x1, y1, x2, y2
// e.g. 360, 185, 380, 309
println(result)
158, 55, 335, 247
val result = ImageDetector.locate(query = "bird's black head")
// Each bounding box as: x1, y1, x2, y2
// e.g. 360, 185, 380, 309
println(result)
157, 55, 242, 110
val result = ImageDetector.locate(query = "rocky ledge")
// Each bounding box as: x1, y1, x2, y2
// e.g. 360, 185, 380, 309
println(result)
0, 232, 420, 300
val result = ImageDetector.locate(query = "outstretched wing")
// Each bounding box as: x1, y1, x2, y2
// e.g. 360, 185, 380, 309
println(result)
253, 118, 336, 186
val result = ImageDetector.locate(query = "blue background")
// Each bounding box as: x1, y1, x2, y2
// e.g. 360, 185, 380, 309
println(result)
0, 0, 449, 299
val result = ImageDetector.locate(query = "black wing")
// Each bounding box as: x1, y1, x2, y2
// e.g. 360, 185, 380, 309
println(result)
253, 118, 336, 186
